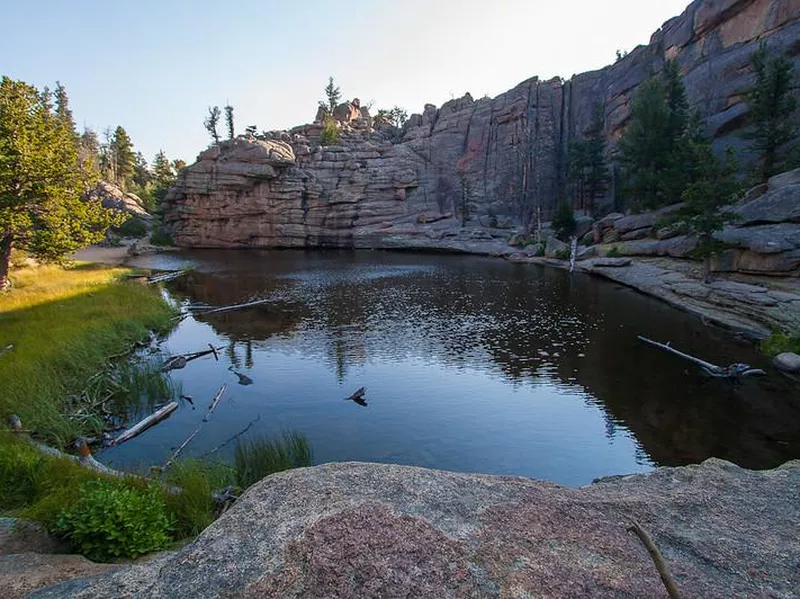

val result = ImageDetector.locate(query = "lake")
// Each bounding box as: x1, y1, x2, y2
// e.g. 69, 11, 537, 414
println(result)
99, 250, 800, 487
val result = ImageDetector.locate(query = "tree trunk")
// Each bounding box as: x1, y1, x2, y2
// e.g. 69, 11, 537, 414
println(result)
702, 256, 712, 284
0, 235, 12, 292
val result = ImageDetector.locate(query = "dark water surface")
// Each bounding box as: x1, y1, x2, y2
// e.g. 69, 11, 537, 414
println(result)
100, 250, 800, 486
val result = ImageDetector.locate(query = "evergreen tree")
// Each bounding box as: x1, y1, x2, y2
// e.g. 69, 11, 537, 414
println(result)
552, 200, 577, 242
324, 76, 341, 113
0, 77, 121, 290
204, 106, 221, 145
618, 61, 694, 210
110, 126, 135, 189
133, 151, 152, 189
152, 150, 176, 204
78, 128, 100, 185
54, 81, 77, 139
172, 158, 186, 172
568, 103, 608, 216
224, 104, 235, 140
745, 42, 798, 182
671, 145, 742, 282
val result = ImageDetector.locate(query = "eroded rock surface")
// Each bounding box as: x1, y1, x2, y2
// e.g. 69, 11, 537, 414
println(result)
85, 181, 150, 221
165, 0, 800, 251
33, 460, 800, 598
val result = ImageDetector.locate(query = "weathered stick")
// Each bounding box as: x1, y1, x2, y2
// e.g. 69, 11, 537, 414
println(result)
199, 415, 261, 458
203, 385, 227, 422
112, 401, 179, 446
627, 519, 683, 599
147, 270, 189, 284
162, 345, 224, 371
637, 336, 765, 378
194, 298, 272, 316
161, 429, 200, 471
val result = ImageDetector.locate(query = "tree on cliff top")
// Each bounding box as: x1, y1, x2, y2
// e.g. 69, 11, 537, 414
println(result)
110, 126, 135, 190
224, 104, 235, 140
745, 42, 798, 182
204, 106, 221, 145
0, 77, 122, 290
323, 76, 341, 114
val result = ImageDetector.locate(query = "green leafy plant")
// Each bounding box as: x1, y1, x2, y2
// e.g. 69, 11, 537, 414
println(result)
149, 228, 173, 246
319, 117, 340, 146
234, 431, 312, 490
552, 201, 577, 242
534, 244, 545, 257
554, 248, 571, 261
760, 327, 800, 356
55, 481, 172, 561
115, 217, 148, 239
606, 246, 622, 258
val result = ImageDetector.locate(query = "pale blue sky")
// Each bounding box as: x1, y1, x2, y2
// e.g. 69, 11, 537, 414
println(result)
2, 0, 690, 163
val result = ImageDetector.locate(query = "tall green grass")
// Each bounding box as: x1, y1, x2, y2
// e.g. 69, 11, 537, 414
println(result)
0, 264, 176, 445
234, 432, 313, 489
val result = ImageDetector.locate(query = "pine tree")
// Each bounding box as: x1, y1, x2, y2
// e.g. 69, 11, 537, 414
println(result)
54, 81, 77, 139
110, 126, 135, 189
618, 61, 695, 210
671, 145, 742, 282
552, 200, 577, 242
152, 150, 176, 204
0, 77, 122, 290
78, 128, 100, 186
568, 103, 608, 216
745, 42, 798, 182
204, 106, 221, 145
324, 76, 341, 113
224, 104, 234, 140
133, 151, 152, 189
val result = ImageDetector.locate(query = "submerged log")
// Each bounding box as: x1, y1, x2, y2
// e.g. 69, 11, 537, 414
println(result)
112, 401, 179, 446
345, 386, 367, 407
637, 336, 766, 378
203, 385, 227, 422
194, 298, 273, 316
162, 345, 224, 371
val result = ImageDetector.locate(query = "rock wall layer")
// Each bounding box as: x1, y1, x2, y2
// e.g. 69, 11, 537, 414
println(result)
165, 0, 800, 249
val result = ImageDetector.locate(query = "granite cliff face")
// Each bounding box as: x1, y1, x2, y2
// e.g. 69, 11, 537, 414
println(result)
165, 0, 800, 249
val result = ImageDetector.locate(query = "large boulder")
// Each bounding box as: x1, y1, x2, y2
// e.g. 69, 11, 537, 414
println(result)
736, 184, 800, 226
32, 460, 800, 598
773, 352, 800, 373
84, 181, 150, 221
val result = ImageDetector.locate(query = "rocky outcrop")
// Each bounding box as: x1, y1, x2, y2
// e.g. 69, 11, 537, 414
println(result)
85, 181, 150, 221
33, 459, 800, 598
165, 0, 800, 250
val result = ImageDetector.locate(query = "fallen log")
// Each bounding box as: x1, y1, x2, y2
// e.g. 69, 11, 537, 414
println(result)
111, 401, 179, 446
194, 297, 273, 316
162, 345, 224, 371
147, 270, 189, 284
203, 384, 227, 422
637, 336, 766, 378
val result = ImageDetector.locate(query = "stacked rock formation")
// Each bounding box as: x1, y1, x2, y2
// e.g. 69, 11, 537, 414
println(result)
165, 0, 800, 250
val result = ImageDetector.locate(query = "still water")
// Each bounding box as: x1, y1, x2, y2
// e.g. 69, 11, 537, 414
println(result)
100, 250, 800, 487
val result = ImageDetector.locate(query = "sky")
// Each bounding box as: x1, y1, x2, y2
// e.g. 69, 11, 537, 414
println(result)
2, 0, 691, 163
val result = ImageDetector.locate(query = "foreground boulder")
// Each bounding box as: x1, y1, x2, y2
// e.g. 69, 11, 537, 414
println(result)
34, 459, 800, 597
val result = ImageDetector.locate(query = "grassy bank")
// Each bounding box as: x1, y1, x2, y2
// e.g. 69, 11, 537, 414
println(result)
0, 264, 176, 445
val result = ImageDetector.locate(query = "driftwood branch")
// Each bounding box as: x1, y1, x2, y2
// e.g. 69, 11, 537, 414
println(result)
199, 415, 261, 458
162, 345, 224, 372
147, 270, 189, 284
161, 384, 231, 471
627, 519, 683, 599
345, 386, 367, 407
637, 336, 766, 378
194, 298, 273, 317
204, 385, 227, 422
112, 401, 179, 446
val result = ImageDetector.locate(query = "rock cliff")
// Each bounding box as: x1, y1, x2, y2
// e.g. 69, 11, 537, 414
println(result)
165, 0, 800, 250
32, 459, 800, 597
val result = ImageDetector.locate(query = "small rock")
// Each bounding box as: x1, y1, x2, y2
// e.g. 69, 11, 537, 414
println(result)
773, 352, 800, 373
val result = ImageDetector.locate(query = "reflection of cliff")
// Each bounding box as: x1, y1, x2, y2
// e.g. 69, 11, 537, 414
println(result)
166, 252, 800, 470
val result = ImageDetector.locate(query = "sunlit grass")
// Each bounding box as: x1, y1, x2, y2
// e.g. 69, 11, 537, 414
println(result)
0, 263, 177, 445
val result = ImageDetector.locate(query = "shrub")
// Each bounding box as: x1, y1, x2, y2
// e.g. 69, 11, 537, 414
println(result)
534, 244, 545, 257
55, 481, 172, 561
115, 217, 148, 239
319, 117, 340, 146
761, 328, 800, 356
554, 248, 571, 261
552, 201, 577, 241
607, 246, 622, 258
234, 431, 312, 490
149, 229, 173, 246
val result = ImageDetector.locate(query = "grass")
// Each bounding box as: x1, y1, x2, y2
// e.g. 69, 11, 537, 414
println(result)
761, 328, 800, 356
234, 432, 313, 490
0, 263, 177, 445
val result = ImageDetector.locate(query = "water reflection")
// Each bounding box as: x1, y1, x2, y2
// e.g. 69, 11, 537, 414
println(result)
105, 250, 800, 486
